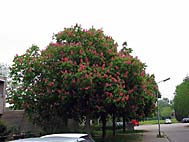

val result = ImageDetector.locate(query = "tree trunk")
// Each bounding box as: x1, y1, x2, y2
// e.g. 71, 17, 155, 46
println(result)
84, 114, 92, 135
112, 113, 116, 136
101, 113, 107, 142
68, 118, 79, 132
123, 115, 126, 132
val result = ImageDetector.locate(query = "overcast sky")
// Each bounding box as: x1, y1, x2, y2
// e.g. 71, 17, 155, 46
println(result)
1, 0, 189, 100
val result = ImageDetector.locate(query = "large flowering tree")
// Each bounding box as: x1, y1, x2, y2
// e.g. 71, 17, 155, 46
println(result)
8, 24, 158, 141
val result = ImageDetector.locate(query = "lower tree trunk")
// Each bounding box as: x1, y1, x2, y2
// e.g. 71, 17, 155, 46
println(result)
101, 113, 107, 142
84, 114, 92, 135
112, 113, 116, 136
123, 115, 126, 132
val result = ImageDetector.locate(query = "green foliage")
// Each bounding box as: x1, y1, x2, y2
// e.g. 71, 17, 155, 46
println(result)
174, 76, 189, 121
159, 98, 170, 108
7, 24, 158, 134
160, 106, 172, 118
159, 98, 173, 119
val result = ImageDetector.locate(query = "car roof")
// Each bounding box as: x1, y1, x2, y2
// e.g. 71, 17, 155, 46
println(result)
41, 133, 88, 138
9, 137, 79, 142
9, 133, 89, 142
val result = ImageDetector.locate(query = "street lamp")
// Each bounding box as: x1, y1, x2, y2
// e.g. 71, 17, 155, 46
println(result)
157, 77, 170, 137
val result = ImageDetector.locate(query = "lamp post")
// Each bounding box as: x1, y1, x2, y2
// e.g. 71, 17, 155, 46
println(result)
157, 77, 170, 137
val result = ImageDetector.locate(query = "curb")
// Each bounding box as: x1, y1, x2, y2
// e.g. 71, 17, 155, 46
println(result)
162, 131, 171, 142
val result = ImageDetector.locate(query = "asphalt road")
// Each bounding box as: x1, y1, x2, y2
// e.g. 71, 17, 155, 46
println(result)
136, 123, 189, 142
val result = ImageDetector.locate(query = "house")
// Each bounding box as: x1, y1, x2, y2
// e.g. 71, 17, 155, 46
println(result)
0, 76, 6, 116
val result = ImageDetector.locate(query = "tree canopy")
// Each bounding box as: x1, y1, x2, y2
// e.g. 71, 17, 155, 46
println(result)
174, 76, 189, 121
7, 24, 158, 140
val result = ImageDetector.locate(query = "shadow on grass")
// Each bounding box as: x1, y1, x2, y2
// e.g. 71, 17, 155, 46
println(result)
94, 133, 142, 142
93, 130, 143, 142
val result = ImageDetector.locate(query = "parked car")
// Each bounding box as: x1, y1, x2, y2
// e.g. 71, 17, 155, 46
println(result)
182, 118, 189, 123
131, 119, 139, 126
9, 133, 95, 142
164, 119, 172, 124
115, 121, 123, 126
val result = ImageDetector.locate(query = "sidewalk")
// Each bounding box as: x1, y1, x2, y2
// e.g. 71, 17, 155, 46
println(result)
142, 131, 169, 142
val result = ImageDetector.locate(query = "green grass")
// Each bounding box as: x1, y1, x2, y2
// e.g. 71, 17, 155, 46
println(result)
94, 133, 142, 142
140, 118, 178, 125
92, 126, 143, 142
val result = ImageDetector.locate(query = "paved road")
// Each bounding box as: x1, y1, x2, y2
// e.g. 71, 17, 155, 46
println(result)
136, 123, 189, 142
161, 123, 189, 142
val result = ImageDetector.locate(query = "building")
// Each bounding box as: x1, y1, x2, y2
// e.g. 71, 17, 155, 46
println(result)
0, 76, 6, 116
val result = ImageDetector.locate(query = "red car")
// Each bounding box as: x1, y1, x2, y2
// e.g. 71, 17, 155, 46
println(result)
131, 119, 139, 126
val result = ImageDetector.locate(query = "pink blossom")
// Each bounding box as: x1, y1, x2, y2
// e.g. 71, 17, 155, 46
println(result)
102, 63, 105, 70
117, 98, 121, 102
85, 74, 89, 79
125, 95, 129, 101
112, 77, 117, 83
57, 90, 62, 94
64, 57, 69, 62
74, 61, 77, 65
124, 71, 129, 78
47, 89, 51, 94
128, 89, 133, 94
141, 70, 145, 77
120, 92, 123, 96
105, 83, 109, 87
98, 72, 101, 77
80, 49, 83, 55
79, 64, 84, 71
84, 86, 90, 90
85, 57, 89, 64
104, 74, 108, 78
80, 58, 83, 63
122, 98, 125, 102
127, 60, 131, 64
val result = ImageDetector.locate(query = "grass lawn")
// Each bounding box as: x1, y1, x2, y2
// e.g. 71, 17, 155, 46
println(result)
94, 133, 142, 142
140, 118, 178, 125
92, 129, 143, 142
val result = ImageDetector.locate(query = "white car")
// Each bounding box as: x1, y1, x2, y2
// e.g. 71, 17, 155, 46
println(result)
164, 119, 172, 124
9, 133, 95, 142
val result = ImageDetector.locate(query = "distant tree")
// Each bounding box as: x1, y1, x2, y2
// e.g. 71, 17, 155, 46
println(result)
159, 98, 173, 119
160, 106, 172, 119
174, 76, 189, 121
159, 98, 170, 108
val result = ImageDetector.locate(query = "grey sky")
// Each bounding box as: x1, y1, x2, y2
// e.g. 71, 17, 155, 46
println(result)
0, 0, 189, 100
